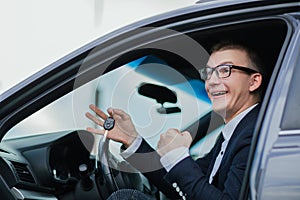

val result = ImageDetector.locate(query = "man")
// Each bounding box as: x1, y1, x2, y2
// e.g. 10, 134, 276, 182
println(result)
86, 41, 264, 199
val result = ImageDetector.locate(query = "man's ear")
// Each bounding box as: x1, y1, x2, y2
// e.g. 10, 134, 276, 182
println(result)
249, 73, 262, 92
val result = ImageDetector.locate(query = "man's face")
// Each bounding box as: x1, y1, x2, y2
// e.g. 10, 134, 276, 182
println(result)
205, 49, 256, 122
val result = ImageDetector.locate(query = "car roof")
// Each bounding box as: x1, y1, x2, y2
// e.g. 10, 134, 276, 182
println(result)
143, 0, 299, 27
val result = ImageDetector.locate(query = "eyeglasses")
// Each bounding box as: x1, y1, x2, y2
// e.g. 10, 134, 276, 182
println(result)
200, 64, 258, 80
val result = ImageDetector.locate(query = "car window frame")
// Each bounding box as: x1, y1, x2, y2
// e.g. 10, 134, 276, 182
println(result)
245, 16, 300, 200
280, 27, 300, 131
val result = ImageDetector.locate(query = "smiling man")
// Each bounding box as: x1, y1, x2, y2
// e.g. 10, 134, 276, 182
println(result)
197, 41, 263, 189
203, 42, 263, 123
86, 41, 264, 199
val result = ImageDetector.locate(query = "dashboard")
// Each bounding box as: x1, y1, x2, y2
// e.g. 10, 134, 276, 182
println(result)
0, 130, 98, 199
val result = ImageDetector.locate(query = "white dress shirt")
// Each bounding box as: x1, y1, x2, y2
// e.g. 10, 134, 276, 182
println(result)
120, 135, 143, 159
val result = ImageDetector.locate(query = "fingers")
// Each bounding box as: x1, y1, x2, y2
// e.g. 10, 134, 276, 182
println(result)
108, 107, 129, 120
167, 128, 180, 134
85, 112, 104, 126
159, 129, 192, 145
86, 104, 111, 126
90, 104, 108, 119
86, 127, 105, 135
86, 104, 107, 131
86, 104, 128, 128
168, 129, 191, 138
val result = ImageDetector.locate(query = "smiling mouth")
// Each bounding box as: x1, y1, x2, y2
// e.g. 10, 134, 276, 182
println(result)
211, 91, 227, 97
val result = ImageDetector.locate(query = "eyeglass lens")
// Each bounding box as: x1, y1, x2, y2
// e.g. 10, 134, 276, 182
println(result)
200, 65, 231, 80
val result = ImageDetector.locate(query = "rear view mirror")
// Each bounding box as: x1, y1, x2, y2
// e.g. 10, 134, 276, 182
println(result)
137, 82, 181, 114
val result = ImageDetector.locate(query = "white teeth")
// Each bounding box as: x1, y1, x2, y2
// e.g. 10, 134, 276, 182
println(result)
212, 91, 226, 96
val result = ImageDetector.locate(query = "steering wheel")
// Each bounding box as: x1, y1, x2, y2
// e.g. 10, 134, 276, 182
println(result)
95, 138, 149, 199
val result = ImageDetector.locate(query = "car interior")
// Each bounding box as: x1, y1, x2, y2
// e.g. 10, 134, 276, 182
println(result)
0, 17, 289, 200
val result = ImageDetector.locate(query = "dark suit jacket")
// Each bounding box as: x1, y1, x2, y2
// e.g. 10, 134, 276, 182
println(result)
125, 105, 260, 200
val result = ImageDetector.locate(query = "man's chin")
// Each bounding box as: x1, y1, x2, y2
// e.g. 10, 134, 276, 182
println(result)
212, 106, 227, 119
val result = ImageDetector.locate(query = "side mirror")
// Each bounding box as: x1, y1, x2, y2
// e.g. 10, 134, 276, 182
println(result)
137, 82, 181, 114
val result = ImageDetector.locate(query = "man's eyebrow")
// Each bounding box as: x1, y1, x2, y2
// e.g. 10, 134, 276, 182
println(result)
220, 61, 234, 65
206, 61, 234, 68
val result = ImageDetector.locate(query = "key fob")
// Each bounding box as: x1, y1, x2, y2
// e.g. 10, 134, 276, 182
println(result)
103, 117, 115, 130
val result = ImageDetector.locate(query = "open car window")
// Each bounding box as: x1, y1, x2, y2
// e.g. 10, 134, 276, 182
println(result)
4, 53, 217, 157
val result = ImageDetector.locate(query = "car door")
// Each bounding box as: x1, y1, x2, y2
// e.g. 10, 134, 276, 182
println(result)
248, 17, 300, 200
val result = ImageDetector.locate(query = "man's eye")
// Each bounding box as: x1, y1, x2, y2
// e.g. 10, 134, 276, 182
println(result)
219, 67, 230, 74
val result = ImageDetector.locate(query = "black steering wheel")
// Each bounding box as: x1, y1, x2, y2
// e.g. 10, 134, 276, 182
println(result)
95, 138, 149, 199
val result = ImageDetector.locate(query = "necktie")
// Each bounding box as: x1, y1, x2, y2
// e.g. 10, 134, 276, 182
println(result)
209, 133, 225, 184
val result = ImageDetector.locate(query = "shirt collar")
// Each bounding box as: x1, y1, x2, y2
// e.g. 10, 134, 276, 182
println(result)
222, 103, 258, 141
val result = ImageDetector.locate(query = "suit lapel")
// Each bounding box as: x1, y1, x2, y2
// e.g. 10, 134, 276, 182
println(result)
218, 105, 260, 172
209, 105, 261, 186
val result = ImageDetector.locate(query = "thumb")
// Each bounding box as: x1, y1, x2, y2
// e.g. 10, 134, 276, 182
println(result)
182, 131, 193, 142
182, 131, 191, 137
107, 107, 114, 116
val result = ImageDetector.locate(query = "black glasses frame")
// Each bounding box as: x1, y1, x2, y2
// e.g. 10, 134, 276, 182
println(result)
200, 64, 258, 80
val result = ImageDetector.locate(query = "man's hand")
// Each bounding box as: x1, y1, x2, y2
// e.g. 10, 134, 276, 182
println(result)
85, 104, 138, 147
157, 128, 192, 157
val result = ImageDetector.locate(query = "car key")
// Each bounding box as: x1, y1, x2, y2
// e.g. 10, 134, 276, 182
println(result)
103, 117, 115, 142
103, 117, 115, 130
96, 117, 115, 169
